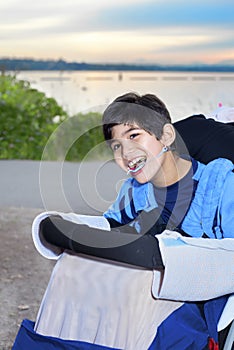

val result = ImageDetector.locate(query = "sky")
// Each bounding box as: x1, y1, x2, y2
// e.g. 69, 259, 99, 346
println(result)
1, 0, 234, 65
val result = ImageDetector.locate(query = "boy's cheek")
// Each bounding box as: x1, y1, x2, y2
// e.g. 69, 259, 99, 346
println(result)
115, 158, 124, 169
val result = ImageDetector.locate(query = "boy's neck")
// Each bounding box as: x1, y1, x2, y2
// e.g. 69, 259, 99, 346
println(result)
152, 155, 192, 187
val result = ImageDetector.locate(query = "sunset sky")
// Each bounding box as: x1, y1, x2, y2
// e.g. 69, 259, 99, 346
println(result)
1, 0, 234, 65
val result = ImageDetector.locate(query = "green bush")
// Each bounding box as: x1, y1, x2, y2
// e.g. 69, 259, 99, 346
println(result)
0, 74, 110, 161
42, 112, 111, 162
0, 74, 67, 159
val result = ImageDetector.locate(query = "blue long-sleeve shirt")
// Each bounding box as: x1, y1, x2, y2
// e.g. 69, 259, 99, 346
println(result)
104, 158, 234, 239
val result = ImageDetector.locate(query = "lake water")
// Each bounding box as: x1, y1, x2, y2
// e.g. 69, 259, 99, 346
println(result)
16, 70, 234, 122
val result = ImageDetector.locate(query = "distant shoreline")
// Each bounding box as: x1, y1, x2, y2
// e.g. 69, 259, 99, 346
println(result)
1, 58, 234, 73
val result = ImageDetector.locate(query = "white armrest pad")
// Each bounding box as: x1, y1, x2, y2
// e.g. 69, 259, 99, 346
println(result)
152, 231, 234, 301
32, 211, 110, 259
32, 211, 64, 260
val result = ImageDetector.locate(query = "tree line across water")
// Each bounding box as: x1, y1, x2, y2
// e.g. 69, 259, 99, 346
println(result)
1, 58, 234, 72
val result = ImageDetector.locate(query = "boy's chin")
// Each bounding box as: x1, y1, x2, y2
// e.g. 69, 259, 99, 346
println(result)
131, 174, 149, 184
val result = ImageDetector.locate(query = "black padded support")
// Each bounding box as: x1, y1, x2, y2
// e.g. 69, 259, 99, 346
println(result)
40, 216, 164, 270
174, 115, 234, 164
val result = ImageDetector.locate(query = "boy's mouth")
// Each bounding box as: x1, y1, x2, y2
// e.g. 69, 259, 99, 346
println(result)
127, 156, 146, 174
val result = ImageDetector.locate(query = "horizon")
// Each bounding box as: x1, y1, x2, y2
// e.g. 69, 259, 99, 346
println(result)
1, 56, 234, 68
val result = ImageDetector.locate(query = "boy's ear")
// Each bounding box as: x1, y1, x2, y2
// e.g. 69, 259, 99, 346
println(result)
160, 123, 176, 147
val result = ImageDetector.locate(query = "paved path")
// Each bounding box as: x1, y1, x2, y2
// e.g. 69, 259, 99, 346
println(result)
0, 160, 126, 214
0, 160, 126, 348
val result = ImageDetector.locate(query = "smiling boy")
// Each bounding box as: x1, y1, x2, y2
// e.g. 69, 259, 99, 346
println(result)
13, 92, 234, 350
102, 92, 234, 239
109, 123, 190, 186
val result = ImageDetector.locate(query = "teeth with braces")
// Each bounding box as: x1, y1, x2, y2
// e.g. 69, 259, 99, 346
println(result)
127, 157, 146, 174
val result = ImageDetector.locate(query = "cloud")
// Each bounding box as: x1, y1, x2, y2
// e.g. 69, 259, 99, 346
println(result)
94, 1, 234, 31
0, 0, 233, 64
1, 0, 234, 34
148, 29, 234, 52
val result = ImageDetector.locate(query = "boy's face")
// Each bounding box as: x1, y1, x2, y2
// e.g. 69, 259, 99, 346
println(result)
110, 123, 165, 185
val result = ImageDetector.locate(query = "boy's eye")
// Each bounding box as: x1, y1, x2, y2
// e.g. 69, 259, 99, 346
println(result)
111, 143, 120, 152
129, 133, 139, 139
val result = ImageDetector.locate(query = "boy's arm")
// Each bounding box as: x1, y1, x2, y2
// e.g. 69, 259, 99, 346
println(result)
105, 217, 137, 233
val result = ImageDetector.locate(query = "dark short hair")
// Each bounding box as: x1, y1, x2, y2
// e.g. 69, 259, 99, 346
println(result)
102, 92, 171, 141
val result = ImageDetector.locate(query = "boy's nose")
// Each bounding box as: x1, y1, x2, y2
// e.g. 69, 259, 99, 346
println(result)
122, 141, 136, 160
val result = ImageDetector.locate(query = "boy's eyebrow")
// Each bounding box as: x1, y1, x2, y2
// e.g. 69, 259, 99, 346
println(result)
110, 126, 141, 145
121, 126, 141, 137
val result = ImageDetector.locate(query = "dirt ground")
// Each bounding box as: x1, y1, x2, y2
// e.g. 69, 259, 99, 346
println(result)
0, 206, 55, 349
